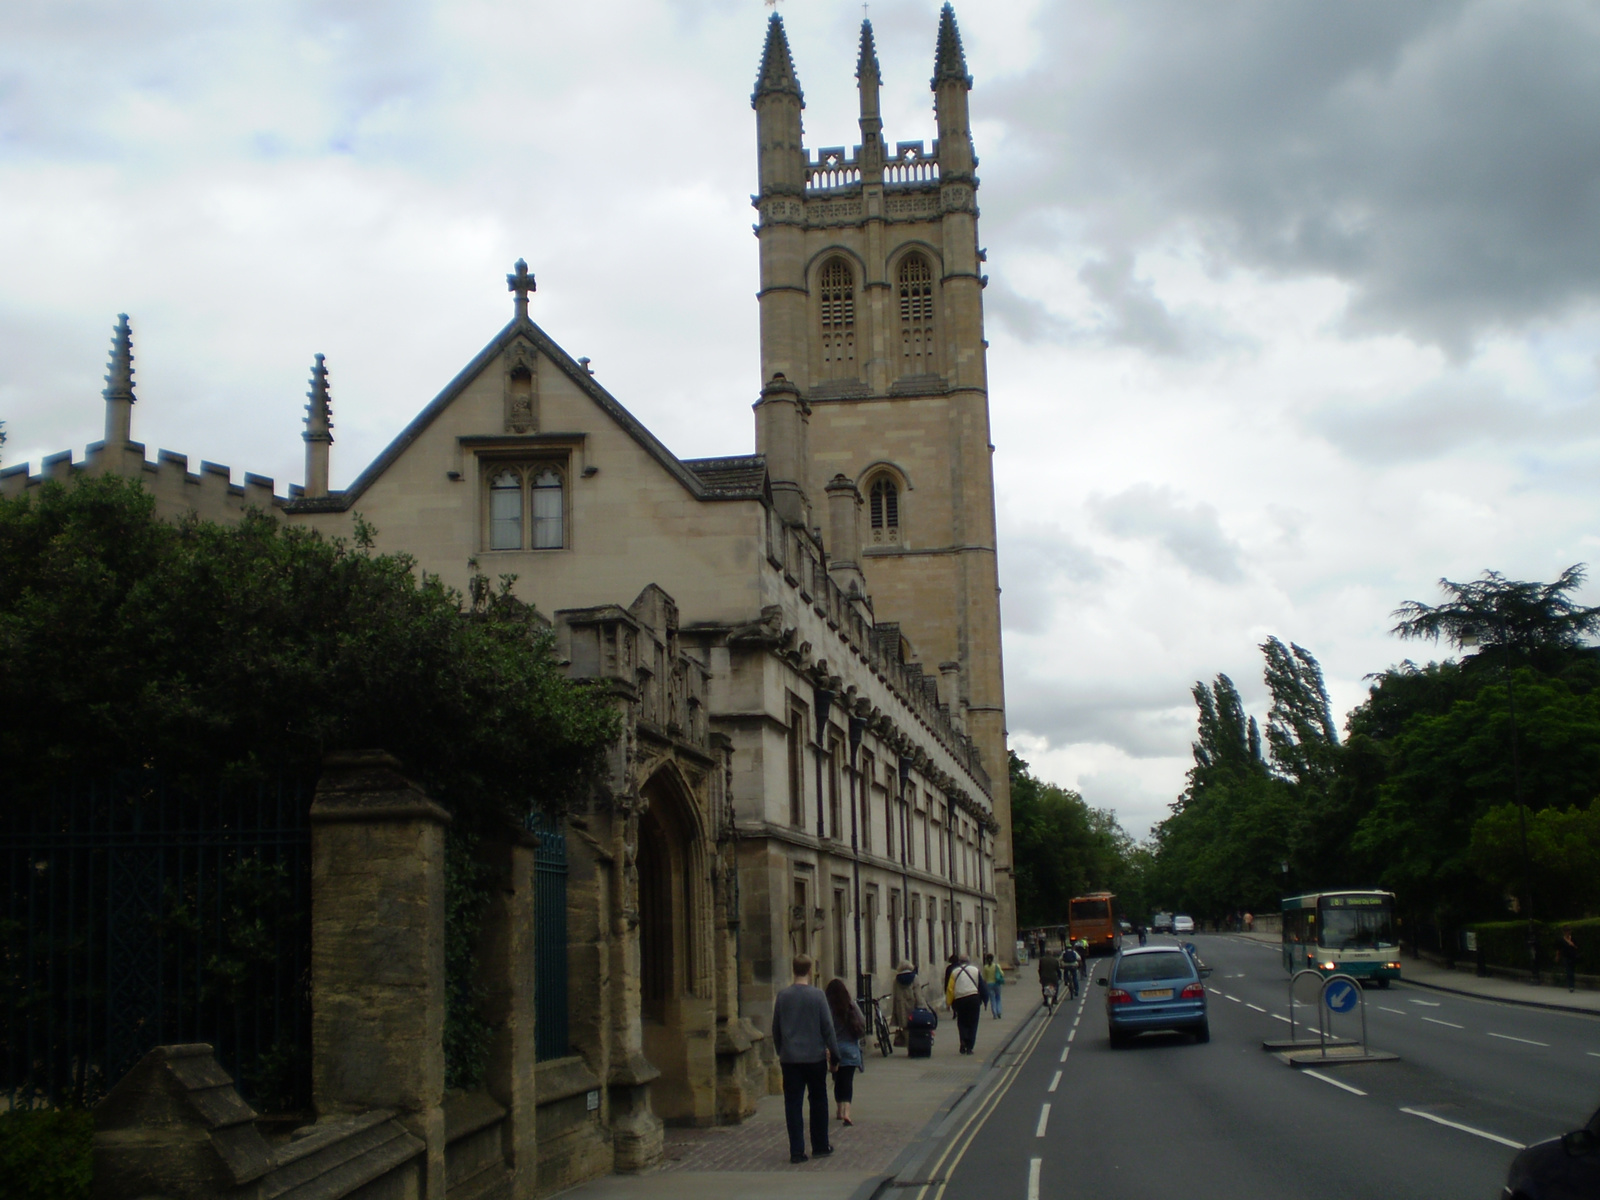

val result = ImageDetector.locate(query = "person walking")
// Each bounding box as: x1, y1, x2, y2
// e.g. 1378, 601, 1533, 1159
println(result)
1559, 927, 1580, 992
946, 954, 984, 1054
825, 978, 866, 1126
772, 954, 839, 1164
981, 952, 1005, 1018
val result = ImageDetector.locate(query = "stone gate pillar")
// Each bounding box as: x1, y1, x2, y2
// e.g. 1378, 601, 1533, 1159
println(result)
311, 751, 450, 1197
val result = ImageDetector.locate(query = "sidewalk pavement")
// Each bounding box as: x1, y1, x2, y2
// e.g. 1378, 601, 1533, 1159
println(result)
1228, 930, 1600, 1016
553, 967, 1044, 1200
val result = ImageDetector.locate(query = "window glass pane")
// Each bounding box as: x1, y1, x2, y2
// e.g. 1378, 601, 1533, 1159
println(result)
532, 468, 564, 549
1113, 952, 1194, 984
490, 470, 522, 549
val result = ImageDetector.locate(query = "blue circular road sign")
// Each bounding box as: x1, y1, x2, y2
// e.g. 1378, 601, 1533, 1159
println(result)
1324, 980, 1358, 1013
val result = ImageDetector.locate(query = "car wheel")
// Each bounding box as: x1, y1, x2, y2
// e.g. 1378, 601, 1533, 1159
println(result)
1193, 1020, 1210, 1044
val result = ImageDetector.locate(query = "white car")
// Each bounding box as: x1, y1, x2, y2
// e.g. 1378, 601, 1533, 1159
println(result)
1173, 915, 1196, 934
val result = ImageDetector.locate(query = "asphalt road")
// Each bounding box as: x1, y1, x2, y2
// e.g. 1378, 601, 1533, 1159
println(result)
927, 934, 1600, 1200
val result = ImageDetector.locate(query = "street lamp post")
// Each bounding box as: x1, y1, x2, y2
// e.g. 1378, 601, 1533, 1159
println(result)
1461, 623, 1537, 980
848, 713, 867, 1010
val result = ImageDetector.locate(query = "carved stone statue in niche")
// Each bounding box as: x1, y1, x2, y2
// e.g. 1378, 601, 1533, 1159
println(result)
504, 340, 538, 433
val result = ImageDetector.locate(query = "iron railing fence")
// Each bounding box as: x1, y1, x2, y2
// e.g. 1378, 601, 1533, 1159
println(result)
526, 809, 569, 1062
2, 773, 312, 1111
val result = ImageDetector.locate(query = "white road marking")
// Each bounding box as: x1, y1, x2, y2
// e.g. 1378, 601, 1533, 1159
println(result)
1035, 1103, 1051, 1138
1059, 1046, 1070, 1062
1407, 999, 1441, 1007
1067, 1027, 1077, 1042
1589, 1052, 1600, 1059
1072, 1015, 1080, 1028
1027, 1157, 1042, 1200
1422, 1017, 1465, 1029
1303, 1069, 1367, 1096
1487, 1032, 1549, 1047
1272, 1013, 1292, 1023
1400, 1107, 1524, 1150
1378, 1006, 1407, 1015
1226, 995, 1242, 1003
1247, 1003, 1267, 1013
1048, 1070, 1061, 1093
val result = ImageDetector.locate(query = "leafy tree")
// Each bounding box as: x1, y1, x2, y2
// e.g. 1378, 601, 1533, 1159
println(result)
1009, 752, 1137, 927
1470, 803, 1600, 919
1392, 565, 1600, 657
0, 475, 619, 828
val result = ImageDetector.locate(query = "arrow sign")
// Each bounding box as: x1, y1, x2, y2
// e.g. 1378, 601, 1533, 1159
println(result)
1324, 980, 1359, 1013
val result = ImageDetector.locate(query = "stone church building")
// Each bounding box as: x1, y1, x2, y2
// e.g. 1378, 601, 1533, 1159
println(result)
3, 7, 1016, 1191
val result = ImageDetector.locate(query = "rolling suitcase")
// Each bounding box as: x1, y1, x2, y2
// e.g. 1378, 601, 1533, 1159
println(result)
907, 1005, 938, 1058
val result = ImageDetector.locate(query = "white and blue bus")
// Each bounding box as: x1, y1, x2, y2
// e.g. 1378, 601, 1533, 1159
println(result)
1281, 891, 1402, 987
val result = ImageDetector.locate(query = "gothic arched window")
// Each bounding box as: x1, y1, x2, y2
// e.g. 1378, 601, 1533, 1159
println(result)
489, 469, 523, 550
485, 461, 567, 551
869, 475, 900, 545
531, 466, 565, 549
897, 253, 935, 376
819, 257, 856, 378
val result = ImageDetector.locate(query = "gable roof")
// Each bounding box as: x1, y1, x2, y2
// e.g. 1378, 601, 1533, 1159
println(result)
286, 315, 766, 512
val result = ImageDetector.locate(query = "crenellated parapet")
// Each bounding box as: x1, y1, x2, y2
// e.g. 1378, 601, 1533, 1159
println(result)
0, 440, 288, 521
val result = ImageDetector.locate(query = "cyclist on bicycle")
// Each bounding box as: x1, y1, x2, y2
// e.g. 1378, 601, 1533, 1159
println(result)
1037, 947, 1062, 1010
1060, 942, 1081, 999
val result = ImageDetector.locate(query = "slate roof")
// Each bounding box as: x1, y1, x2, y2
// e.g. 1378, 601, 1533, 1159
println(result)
683, 455, 769, 500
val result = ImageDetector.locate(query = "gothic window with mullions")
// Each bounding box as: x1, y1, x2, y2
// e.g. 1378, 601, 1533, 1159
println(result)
486, 463, 566, 551
818, 258, 856, 378
897, 253, 936, 376
869, 475, 900, 545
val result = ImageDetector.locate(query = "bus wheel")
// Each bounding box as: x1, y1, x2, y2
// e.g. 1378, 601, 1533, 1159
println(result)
1377, 978, 1390, 989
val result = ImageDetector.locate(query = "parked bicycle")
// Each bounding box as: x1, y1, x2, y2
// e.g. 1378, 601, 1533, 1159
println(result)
863, 994, 895, 1057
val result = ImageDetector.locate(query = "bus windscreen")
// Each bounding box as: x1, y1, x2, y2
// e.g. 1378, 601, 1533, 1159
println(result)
1319, 900, 1394, 950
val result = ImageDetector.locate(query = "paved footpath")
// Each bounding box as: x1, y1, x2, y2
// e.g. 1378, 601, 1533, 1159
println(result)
553, 968, 1044, 1200
1233, 929, 1600, 1015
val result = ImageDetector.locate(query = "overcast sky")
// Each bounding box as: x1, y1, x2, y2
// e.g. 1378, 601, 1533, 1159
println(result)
5, 0, 1600, 838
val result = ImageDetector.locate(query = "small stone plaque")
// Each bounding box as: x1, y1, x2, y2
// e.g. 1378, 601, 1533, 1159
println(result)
586, 1089, 600, 1112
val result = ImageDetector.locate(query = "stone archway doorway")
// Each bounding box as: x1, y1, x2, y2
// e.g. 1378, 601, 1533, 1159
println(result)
637, 768, 714, 1125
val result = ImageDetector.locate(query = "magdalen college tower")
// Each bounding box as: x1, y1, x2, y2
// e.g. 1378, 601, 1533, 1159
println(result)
752, 7, 1016, 957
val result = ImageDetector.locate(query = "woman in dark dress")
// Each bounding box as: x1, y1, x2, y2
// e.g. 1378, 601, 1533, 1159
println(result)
826, 978, 866, 1125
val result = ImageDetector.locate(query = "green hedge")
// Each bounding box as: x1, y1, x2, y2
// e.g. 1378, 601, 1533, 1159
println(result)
0, 1109, 92, 1200
1468, 917, 1600, 975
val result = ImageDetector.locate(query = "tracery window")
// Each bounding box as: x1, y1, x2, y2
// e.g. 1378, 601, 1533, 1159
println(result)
897, 253, 935, 376
869, 475, 900, 545
484, 462, 566, 550
819, 257, 856, 378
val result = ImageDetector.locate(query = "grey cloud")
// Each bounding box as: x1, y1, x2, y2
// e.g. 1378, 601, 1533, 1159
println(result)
986, 0, 1600, 356
1306, 375, 1600, 464
1089, 485, 1245, 583
996, 528, 1113, 635
1006, 679, 1196, 761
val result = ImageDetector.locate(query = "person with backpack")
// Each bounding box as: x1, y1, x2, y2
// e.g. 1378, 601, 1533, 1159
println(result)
946, 953, 984, 1054
1060, 942, 1082, 999
980, 952, 1005, 1018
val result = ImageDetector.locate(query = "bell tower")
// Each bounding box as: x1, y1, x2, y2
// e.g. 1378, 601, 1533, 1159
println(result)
751, 6, 1016, 958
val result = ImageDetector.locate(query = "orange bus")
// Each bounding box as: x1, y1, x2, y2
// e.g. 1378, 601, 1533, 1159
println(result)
1068, 892, 1121, 956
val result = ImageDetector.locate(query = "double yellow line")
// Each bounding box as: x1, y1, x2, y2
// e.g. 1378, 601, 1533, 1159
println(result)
911, 995, 1065, 1200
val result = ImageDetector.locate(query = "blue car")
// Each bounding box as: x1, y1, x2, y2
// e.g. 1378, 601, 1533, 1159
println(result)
1099, 945, 1211, 1047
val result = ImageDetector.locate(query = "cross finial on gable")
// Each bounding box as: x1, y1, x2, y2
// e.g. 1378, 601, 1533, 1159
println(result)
507, 259, 536, 320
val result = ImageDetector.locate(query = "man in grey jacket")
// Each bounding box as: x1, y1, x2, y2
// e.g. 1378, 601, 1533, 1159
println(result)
772, 953, 839, 1163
